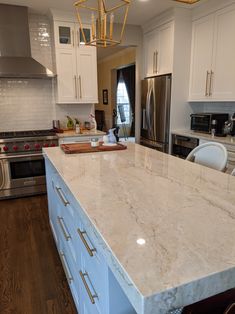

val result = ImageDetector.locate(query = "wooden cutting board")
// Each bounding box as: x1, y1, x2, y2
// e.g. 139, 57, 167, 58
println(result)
60, 142, 127, 154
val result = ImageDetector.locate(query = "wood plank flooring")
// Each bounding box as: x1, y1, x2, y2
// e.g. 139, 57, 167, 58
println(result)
0, 195, 77, 314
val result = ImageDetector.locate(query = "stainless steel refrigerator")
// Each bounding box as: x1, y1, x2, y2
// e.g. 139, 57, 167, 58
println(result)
140, 74, 171, 153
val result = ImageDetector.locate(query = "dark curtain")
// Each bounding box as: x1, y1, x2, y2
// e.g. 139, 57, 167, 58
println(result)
119, 65, 136, 136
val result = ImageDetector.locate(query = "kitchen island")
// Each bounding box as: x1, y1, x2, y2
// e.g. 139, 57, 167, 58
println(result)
43, 143, 235, 314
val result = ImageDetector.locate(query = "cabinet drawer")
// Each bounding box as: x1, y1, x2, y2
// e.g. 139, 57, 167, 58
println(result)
79, 254, 105, 314
76, 223, 108, 313
59, 241, 81, 313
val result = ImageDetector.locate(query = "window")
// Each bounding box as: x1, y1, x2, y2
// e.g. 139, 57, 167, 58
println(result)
116, 78, 131, 125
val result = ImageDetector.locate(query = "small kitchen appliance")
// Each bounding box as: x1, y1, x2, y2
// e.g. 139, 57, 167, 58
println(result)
230, 113, 235, 136
0, 129, 58, 199
190, 113, 229, 136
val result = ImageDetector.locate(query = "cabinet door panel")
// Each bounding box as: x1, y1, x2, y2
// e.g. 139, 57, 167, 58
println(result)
158, 22, 174, 75
144, 29, 159, 77
77, 48, 98, 103
212, 6, 235, 100
189, 15, 214, 100
56, 49, 78, 103
54, 21, 75, 49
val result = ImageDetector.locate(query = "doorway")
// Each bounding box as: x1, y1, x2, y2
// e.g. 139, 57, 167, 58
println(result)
114, 64, 136, 139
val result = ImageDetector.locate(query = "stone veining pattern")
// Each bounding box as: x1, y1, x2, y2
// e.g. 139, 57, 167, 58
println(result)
44, 143, 235, 314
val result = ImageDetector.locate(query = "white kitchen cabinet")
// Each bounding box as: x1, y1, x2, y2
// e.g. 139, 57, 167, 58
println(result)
54, 21, 75, 49
211, 6, 235, 100
189, 15, 214, 101
53, 21, 98, 104
56, 49, 78, 103
189, 4, 235, 101
144, 29, 159, 77
76, 47, 98, 103
144, 22, 173, 77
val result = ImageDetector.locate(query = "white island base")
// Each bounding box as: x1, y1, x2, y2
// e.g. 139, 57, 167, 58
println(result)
43, 144, 235, 314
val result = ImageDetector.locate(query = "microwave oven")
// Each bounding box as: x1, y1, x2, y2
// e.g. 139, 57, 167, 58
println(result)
190, 113, 229, 136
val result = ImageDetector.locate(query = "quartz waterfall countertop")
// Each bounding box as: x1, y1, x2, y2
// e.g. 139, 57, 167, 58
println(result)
43, 144, 235, 314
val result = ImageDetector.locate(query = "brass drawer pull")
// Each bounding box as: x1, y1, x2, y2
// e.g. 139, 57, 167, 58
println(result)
155, 50, 158, 73
74, 75, 78, 99
79, 271, 97, 304
205, 70, 210, 96
58, 217, 71, 241
153, 52, 156, 73
79, 75, 82, 99
77, 229, 96, 257
55, 187, 69, 206
209, 70, 214, 96
60, 252, 73, 284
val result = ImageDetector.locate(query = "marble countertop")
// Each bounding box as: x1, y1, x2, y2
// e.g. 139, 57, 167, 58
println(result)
43, 144, 235, 314
172, 129, 235, 147
56, 130, 106, 138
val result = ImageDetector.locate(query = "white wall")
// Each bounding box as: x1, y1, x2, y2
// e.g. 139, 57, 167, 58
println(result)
0, 14, 92, 132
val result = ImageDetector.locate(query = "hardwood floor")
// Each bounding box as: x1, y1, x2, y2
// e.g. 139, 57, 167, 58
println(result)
0, 195, 77, 314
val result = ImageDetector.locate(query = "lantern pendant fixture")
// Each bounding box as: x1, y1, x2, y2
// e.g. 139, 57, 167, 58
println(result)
74, 0, 131, 48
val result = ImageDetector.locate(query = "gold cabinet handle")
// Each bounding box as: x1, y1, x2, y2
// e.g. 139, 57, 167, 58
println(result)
55, 187, 69, 206
209, 70, 214, 96
205, 71, 210, 96
79, 271, 97, 304
77, 30, 80, 46
72, 30, 75, 47
77, 229, 96, 256
153, 52, 156, 73
60, 252, 73, 284
79, 75, 82, 99
155, 50, 158, 73
74, 75, 78, 99
57, 217, 71, 241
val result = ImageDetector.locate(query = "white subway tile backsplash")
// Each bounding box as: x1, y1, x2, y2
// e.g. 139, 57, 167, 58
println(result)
190, 102, 235, 117
0, 14, 93, 132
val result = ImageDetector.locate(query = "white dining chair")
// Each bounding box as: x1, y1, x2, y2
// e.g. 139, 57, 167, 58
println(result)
186, 142, 228, 172
231, 168, 235, 176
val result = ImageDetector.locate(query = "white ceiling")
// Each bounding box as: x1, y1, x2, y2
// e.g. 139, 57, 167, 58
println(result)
0, 0, 202, 26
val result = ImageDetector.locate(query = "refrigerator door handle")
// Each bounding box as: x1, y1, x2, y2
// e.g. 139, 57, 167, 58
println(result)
142, 108, 147, 130
146, 86, 151, 132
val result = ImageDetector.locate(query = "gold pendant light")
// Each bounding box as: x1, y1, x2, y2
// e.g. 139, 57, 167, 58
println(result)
74, 0, 131, 48
173, 0, 200, 3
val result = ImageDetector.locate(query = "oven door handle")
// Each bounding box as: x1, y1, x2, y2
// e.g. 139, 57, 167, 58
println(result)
0, 153, 43, 160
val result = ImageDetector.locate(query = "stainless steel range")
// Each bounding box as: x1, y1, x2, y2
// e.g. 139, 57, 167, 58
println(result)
0, 129, 58, 199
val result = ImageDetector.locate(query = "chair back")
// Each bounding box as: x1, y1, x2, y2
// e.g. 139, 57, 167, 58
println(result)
186, 142, 228, 172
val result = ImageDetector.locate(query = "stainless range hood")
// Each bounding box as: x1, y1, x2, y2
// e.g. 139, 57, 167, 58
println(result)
0, 4, 55, 79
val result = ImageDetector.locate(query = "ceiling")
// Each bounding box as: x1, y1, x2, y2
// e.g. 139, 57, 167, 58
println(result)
0, 0, 203, 26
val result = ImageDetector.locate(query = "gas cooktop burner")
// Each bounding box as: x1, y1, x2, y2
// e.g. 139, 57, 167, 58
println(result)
0, 129, 57, 139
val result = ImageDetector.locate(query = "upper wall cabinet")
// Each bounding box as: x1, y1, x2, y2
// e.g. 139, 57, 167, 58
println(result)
143, 22, 174, 78
53, 20, 98, 104
189, 4, 235, 101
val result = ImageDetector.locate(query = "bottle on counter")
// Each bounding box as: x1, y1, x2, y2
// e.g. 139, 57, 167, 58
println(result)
75, 118, 81, 134
89, 113, 97, 132
211, 119, 217, 138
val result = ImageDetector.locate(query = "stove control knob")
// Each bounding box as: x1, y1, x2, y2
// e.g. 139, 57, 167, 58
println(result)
43, 143, 49, 148
24, 144, 30, 150
35, 143, 40, 149
3, 146, 9, 152
50, 143, 56, 147
13, 145, 18, 151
